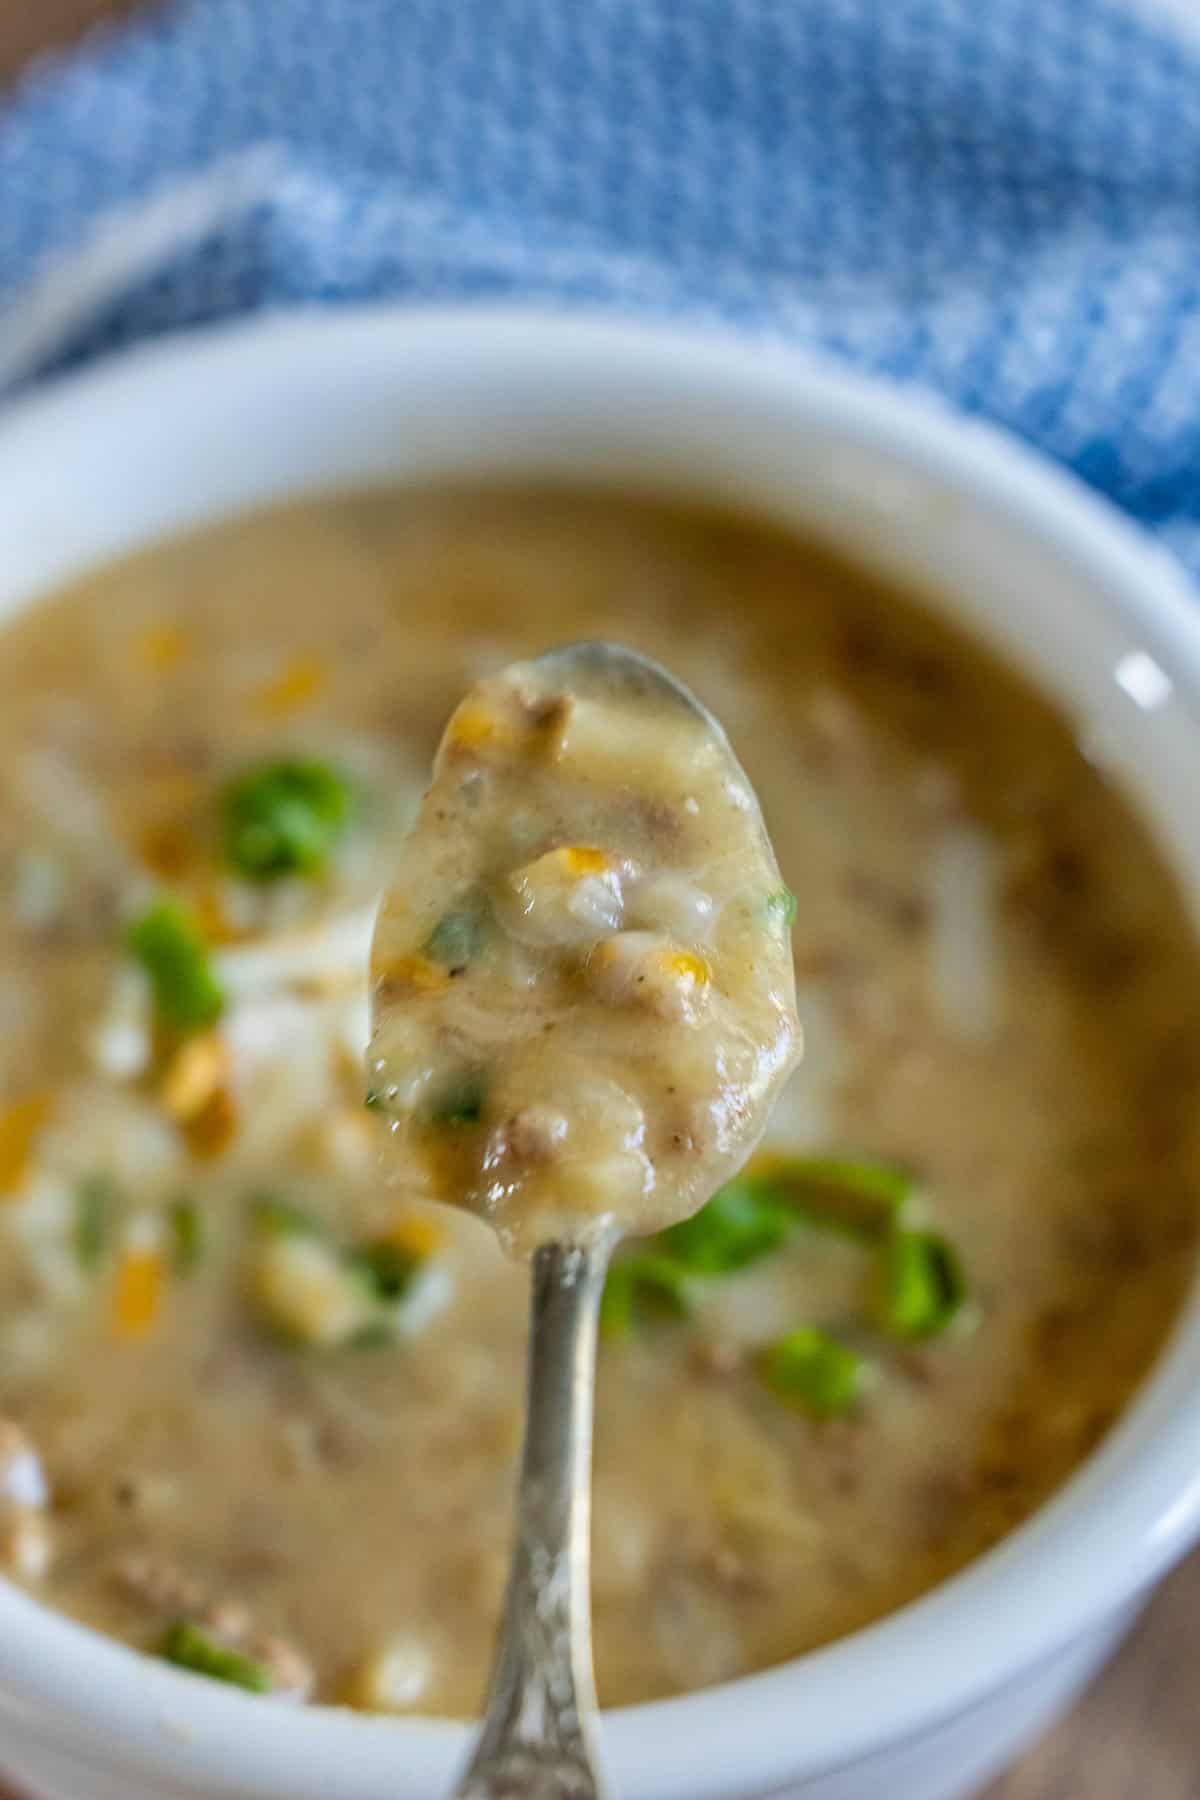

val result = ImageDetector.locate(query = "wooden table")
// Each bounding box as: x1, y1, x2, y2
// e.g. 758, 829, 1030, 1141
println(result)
983, 1548, 1200, 1799
0, 2, 1197, 1795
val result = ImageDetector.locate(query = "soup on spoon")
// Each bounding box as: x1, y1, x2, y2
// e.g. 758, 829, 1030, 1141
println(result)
369, 643, 801, 1254
369, 643, 801, 1797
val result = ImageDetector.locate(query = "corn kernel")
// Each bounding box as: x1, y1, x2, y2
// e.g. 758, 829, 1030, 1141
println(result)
0, 1095, 51, 1198
444, 700, 518, 754
559, 847, 610, 877
160, 1032, 228, 1122
134, 623, 190, 673
375, 954, 449, 999
384, 1211, 447, 1259
112, 1247, 164, 1337
252, 654, 328, 720
656, 949, 711, 988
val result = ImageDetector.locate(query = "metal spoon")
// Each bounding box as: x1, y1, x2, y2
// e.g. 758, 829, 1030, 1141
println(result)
378, 644, 779, 1800
452, 1232, 613, 1800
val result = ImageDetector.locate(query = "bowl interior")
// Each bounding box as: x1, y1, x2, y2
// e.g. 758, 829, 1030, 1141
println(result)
1, 309, 1199, 1800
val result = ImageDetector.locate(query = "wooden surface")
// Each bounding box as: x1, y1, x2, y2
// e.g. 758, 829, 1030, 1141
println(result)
982, 1547, 1200, 1798
0, 0, 142, 80
0, 3, 1198, 1796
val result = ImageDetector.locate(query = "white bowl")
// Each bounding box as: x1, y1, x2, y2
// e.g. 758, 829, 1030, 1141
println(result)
2, 309, 1200, 1800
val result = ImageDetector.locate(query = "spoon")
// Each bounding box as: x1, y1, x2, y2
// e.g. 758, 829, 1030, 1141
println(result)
371, 644, 797, 1800
452, 1231, 612, 1800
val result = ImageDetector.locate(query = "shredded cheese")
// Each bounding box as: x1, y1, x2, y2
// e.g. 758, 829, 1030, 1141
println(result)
252, 654, 328, 720
0, 1095, 51, 1198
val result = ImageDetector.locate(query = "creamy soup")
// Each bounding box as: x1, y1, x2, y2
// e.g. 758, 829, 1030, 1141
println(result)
371, 649, 800, 1252
0, 488, 1197, 1714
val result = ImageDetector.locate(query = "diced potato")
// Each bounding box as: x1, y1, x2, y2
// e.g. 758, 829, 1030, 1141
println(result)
501, 846, 627, 947
522, 1149, 651, 1233
89, 970, 152, 1080
628, 872, 715, 941
342, 1633, 435, 1712
553, 695, 720, 798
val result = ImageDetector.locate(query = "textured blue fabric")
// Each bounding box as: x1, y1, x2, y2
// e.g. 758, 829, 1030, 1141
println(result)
2, 0, 1200, 566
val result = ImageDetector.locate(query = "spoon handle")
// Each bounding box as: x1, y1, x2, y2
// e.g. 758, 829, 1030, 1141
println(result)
454, 1238, 613, 1800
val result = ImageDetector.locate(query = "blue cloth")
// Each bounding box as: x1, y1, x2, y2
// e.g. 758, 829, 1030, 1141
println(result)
3, 0, 1200, 567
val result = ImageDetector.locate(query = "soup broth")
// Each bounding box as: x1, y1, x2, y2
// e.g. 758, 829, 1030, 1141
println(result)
0, 488, 1196, 1713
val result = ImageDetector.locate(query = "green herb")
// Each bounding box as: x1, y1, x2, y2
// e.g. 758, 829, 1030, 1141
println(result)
346, 1238, 431, 1349
169, 1197, 204, 1274
221, 758, 353, 882
600, 1175, 797, 1337
250, 1193, 321, 1238
757, 1156, 914, 1241
127, 900, 225, 1033
878, 1230, 966, 1340
766, 885, 797, 929
74, 1174, 117, 1269
429, 1070, 487, 1127
364, 1088, 385, 1113
345, 1239, 420, 1305
760, 1327, 868, 1418
162, 1621, 272, 1693
424, 892, 489, 970
658, 1177, 793, 1274
600, 1253, 700, 1338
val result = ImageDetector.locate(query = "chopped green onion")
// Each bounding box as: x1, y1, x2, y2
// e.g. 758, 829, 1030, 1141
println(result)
364, 1088, 385, 1113
170, 1197, 204, 1274
760, 1327, 868, 1418
250, 1193, 321, 1238
878, 1230, 966, 1340
345, 1239, 420, 1305
74, 1174, 117, 1269
429, 1071, 487, 1127
424, 892, 489, 970
767, 885, 797, 929
127, 900, 225, 1033
658, 1177, 793, 1274
757, 1156, 914, 1241
221, 758, 353, 882
600, 1253, 700, 1338
162, 1621, 272, 1693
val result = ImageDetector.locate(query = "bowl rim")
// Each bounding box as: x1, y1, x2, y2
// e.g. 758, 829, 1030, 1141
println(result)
3, 304, 1200, 1797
